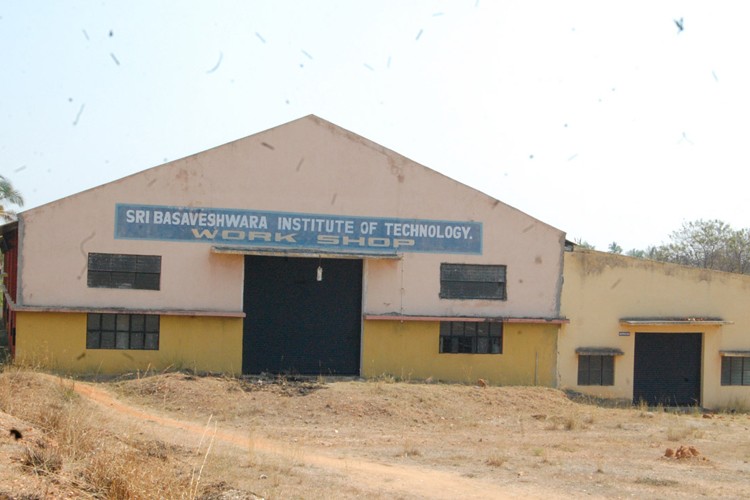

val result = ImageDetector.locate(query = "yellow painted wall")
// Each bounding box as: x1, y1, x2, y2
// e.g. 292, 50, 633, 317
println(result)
561, 249, 750, 409
14, 312, 242, 375
361, 320, 558, 386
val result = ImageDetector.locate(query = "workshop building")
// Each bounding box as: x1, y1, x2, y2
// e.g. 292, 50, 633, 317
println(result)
2, 115, 566, 384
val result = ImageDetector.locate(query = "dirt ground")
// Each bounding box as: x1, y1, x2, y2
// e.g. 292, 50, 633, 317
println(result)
2, 370, 750, 499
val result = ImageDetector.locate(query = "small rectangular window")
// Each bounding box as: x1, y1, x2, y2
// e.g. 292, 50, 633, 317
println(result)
721, 357, 750, 386
86, 313, 159, 350
145, 333, 159, 350
477, 336, 489, 354
87, 253, 161, 290
100, 330, 116, 349
578, 355, 615, 386
440, 264, 506, 300
115, 330, 130, 349
439, 321, 503, 354
130, 331, 145, 350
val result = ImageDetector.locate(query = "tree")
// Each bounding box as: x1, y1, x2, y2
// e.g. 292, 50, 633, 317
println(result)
625, 248, 646, 259
628, 219, 750, 275
0, 175, 24, 222
579, 219, 750, 275
573, 238, 595, 250
607, 242, 623, 254
724, 228, 750, 274
666, 219, 732, 269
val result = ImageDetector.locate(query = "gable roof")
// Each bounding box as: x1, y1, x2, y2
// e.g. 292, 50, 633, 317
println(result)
19, 115, 564, 238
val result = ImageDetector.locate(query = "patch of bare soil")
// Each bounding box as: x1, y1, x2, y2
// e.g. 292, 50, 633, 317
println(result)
2, 370, 750, 499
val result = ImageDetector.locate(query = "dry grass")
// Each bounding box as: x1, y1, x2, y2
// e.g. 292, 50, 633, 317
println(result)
635, 477, 679, 487
20, 440, 63, 475
718, 397, 750, 414
666, 426, 690, 442
542, 412, 593, 431
2, 367, 750, 499
666, 424, 704, 442
0, 366, 214, 499
400, 441, 422, 458
485, 455, 506, 468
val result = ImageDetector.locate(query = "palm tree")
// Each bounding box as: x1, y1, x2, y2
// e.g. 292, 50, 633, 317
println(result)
0, 175, 24, 222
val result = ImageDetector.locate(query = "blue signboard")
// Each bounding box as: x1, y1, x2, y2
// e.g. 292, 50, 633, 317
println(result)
115, 204, 482, 255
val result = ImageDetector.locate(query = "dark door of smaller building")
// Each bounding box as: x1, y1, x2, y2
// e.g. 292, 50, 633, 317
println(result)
633, 332, 702, 406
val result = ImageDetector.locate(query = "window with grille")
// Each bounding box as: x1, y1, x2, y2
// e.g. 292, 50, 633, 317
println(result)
439, 321, 503, 354
87, 253, 161, 290
86, 313, 160, 350
440, 263, 506, 300
721, 356, 750, 386
577, 355, 615, 386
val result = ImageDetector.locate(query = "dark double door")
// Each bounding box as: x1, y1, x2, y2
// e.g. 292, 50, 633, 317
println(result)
242, 256, 362, 375
633, 333, 702, 406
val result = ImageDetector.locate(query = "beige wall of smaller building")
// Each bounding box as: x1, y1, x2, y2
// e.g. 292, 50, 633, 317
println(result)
14, 312, 242, 375
560, 249, 750, 409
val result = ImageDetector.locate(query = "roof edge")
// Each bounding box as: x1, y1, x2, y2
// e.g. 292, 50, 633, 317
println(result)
364, 314, 568, 324
620, 317, 731, 326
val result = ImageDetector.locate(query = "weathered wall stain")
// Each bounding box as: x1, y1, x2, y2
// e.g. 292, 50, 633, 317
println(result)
388, 156, 405, 183
576, 249, 749, 287
76, 231, 96, 281
175, 168, 188, 185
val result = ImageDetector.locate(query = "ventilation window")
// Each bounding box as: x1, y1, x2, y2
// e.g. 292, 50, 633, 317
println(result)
721, 354, 750, 386
86, 313, 160, 350
439, 321, 503, 354
87, 253, 161, 290
577, 355, 615, 386
440, 263, 506, 300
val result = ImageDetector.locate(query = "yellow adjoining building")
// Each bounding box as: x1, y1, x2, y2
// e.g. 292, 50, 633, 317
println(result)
561, 248, 750, 409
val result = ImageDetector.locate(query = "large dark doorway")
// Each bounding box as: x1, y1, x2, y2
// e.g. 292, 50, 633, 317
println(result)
633, 333, 702, 406
242, 256, 362, 375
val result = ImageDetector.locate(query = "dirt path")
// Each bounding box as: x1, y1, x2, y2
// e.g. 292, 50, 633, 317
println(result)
72, 379, 545, 499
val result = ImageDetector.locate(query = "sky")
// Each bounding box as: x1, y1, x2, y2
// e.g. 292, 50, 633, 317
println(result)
2, 1, 749, 252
